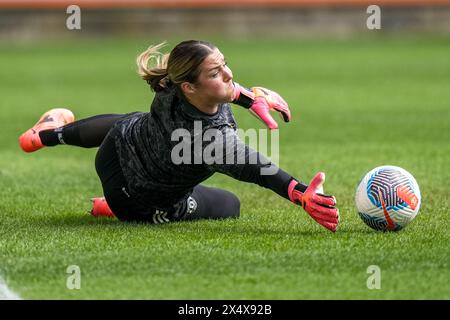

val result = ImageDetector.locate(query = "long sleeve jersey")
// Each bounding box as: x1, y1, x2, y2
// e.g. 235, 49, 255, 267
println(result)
112, 85, 293, 210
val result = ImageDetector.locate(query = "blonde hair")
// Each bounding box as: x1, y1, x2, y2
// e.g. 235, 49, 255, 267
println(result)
136, 40, 216, 92
137, 42, 170, 92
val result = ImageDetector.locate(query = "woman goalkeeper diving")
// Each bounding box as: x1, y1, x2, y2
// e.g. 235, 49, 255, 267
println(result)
18, 40, 339, 231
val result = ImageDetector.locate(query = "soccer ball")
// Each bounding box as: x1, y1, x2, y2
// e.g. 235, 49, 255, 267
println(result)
355, 165, 421, 231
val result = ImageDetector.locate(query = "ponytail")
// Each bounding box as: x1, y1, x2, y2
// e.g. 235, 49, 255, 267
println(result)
136, 42, 170, 92
137, 40, 216, 93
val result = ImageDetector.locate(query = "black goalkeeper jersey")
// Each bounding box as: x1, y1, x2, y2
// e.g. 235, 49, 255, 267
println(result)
112, 85, 292, 210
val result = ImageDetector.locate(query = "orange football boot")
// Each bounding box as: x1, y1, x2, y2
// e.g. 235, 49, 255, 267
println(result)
19, 108, 75, 152
90, 197, 115, 218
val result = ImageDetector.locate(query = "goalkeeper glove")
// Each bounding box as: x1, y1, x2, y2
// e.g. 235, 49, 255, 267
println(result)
288, 172, 339, 232
232, 82, 291, 130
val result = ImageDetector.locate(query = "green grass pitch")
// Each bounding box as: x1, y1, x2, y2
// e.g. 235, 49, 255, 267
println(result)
0, 35, 449, 299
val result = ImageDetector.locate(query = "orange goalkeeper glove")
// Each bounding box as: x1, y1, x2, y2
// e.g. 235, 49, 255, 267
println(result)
233, 82, 291, 129
288, 172, 340, 232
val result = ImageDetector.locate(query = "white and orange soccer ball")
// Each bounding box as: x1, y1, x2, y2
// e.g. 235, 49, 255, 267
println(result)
355, 165, 421, 231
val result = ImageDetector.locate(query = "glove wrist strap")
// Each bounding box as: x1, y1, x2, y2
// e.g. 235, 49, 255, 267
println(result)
287, 179, 300, 203
232, 82, 255, 109
288, 179, 309, 202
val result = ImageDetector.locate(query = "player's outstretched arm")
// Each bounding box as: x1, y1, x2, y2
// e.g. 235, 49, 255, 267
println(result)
209, 132, 339, 232
231, 82, 291, 130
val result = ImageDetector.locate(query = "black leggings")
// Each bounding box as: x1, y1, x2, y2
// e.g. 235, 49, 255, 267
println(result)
45, 114, 240, 223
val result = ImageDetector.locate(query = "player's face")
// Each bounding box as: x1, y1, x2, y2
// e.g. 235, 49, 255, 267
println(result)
192, 48, 234, 104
